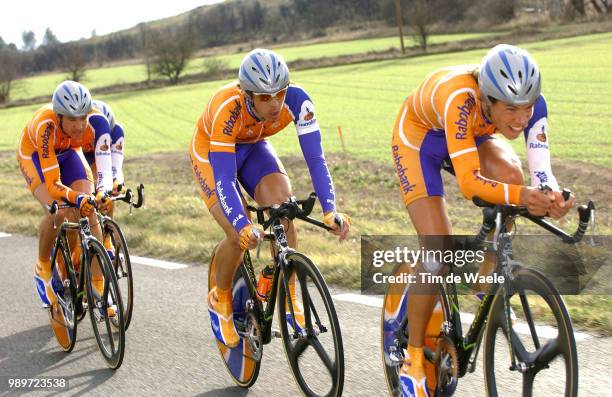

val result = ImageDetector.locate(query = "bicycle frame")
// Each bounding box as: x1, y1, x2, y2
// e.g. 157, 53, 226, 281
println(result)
237, 193, 332, 345
238, 218, 304, 344
440, 195, 594, 378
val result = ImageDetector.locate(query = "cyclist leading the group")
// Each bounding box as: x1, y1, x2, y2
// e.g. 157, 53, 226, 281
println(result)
17, 80, 114, 310
389, 44, 575, 396
189, 48, 350, 348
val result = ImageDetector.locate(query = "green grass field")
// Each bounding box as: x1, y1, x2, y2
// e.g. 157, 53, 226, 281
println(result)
9, 32, 498, 102
3, 32, 611, 167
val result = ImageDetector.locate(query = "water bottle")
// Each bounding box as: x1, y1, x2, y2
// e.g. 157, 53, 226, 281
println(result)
256, 264, 274, 301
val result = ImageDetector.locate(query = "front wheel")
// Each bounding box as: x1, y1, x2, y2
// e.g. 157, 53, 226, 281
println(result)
483, 267, 578, 397
49, 237, 78, 352
85, 238, 125, 369
277, 252, 344, 397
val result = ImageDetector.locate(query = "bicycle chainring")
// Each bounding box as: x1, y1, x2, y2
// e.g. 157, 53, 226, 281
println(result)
245, 311, 263, 362
435, 335, 459, 396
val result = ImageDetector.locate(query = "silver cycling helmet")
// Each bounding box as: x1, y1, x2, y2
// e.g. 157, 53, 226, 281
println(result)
478, 44, 541, 106
52, 80, 92, 117
238, 48, 289, 94
92, 99, 116, 130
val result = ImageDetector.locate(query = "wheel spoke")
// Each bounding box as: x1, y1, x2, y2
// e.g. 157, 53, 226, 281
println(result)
508, 327, 529, 362
309, 337, 336, 376
296, 268, 314, 330
104, 312, 115, 354
293, 337, 309, 357
522, 371, 535, 397
519, 292, 541, 349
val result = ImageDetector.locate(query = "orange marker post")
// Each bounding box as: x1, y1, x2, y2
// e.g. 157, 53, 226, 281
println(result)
337, 126, 346, 153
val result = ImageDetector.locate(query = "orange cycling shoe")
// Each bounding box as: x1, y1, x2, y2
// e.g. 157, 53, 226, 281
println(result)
34, 260, 57, 307
399, 346, 431, 397
208, 286, 240, 348
92, 278, 117, 318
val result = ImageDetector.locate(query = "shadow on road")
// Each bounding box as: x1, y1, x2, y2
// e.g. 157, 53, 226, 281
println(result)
0, 324, 119, 396
194, 386, 251, 396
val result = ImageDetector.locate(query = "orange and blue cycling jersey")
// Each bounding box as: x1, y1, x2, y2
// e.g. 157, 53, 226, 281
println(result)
392, 65, 557, 207
190, 82, 336, 232
17, 104, 113, 204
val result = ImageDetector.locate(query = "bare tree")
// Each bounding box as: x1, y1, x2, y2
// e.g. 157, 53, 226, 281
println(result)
564, 0, 586, 18
150, 28, 195, 85
407, 0, 435, 52
61, 44, 88, 82
588, 0, 611, 13
138, 23, 153, 83
0, 48, 21, 103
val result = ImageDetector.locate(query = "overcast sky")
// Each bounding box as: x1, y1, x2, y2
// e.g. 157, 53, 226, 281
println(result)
0, 0, 224, 47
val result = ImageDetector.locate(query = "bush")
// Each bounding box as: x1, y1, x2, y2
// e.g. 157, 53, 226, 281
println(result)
202, 57, 230, 78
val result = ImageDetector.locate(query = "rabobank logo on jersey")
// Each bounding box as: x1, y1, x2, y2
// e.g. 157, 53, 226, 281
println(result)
216, 180, 233, 216
222, 100, 242, 136
529, 142, 549, 149
298, 100, 317, 129
454, 93, 476, 140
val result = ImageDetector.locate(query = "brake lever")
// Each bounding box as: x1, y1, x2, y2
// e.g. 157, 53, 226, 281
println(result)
253, 228, 262, 259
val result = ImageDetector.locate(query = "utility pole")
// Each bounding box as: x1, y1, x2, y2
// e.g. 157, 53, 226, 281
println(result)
395, 0, 405, 54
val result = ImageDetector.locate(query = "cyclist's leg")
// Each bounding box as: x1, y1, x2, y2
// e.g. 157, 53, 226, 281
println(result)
474, 137, 524, 293
19, 151, 79, 305
253, 172, 295, 246
392, 122, 452, 396
189, 137, 243, 347
209, 202, 245, 290
242, 141, 295, 249
244, 142, 303, 326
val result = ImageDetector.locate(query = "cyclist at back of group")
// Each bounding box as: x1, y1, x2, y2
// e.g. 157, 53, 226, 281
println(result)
189, 48, 351, 348
84, 99, 127, 258
17, 80, 114, 310
389, 44, 576, 396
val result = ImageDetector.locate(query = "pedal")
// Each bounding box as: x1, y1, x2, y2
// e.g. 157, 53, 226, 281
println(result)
271, 328, 282, 338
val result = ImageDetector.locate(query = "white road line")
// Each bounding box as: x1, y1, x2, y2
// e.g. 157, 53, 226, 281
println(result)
333, 293, 592, 341
0, 232, 12, 238
131, 256, 188, 270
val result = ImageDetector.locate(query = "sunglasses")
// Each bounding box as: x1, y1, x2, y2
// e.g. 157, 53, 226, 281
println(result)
252, 88, 288, 102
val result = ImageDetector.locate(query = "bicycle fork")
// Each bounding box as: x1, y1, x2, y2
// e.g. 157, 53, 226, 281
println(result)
272, 222, 325, 339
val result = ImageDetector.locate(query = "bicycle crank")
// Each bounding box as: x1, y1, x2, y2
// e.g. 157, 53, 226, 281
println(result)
244, 312, 263, 362
435, 336, 459, 396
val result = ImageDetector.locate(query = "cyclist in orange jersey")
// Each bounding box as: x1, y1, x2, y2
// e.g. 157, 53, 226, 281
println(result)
17, 81, 113, 309
390, 45, 576, 396
189, 49, 350, 348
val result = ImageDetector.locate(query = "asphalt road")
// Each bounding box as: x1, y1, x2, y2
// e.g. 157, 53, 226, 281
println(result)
1, 234, 609, 396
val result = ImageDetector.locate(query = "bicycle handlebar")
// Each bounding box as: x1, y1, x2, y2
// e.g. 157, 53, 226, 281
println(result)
246, 192, 332, 231
110, 183, 145, 208
48, 198, 94, 215
472, 187, 595, 245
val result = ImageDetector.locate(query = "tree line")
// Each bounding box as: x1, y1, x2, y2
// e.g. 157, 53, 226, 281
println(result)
1, 0, 610, 103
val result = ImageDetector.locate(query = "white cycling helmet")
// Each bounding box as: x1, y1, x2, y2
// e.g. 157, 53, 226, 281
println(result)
238, 48, 289, 94
52, 80, 92, 117
478, 44, 541, 106
92, 99, 116, 130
